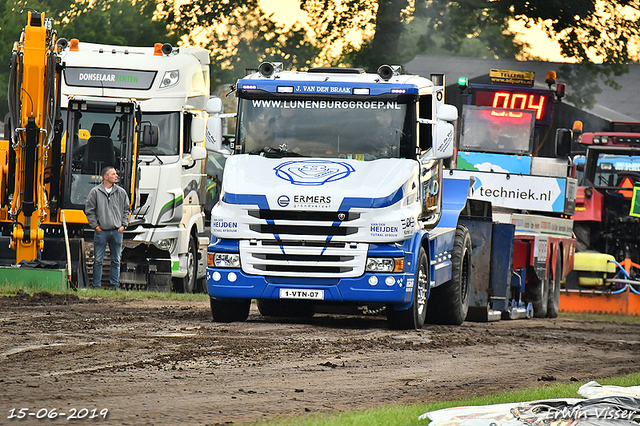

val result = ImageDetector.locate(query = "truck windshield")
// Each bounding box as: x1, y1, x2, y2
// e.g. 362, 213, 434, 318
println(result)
237, 98, 409, 160
591, 153, 640, 194
138, 112, 180, 156
459, 106, 535, 155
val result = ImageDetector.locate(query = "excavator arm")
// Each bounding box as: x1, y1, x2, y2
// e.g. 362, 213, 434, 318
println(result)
5, 11, 63, 262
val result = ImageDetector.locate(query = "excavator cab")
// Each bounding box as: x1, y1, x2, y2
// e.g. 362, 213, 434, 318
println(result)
62, 100, 138, 208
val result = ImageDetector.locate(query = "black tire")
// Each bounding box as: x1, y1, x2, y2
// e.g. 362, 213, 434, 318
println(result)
525, 265, 549, 318
173, 236, 197, 293
573, 222, 591, 252
257, 299, 315, 318
387, 247, 429, 330
195, 277, 206, 294
210, 297, 250, 322
546, 251, 562, 318
426, 224, 472, 325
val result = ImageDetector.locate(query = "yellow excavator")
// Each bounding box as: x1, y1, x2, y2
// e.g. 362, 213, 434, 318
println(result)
2, 11, 87, 284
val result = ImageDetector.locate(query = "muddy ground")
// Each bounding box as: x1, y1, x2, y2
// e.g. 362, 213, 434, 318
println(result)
1, 292, 640, 426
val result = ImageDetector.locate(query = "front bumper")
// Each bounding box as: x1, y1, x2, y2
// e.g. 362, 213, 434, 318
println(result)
207, 268, 414, 304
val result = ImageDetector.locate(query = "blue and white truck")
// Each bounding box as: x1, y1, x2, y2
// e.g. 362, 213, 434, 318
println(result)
205, 63, 482, 329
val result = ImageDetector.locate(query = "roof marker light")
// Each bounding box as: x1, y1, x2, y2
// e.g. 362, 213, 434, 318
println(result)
546, 70, 557, 86
277, 86, 294, 93
353, 88, 370, 95
458, 77, 468, 91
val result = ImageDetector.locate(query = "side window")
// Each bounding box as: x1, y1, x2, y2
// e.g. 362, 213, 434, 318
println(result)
183, 112, 193, 154
418, 95, 433, 152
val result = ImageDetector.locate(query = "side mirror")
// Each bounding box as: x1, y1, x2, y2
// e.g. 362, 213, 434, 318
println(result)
206, 97, 223, 115
191, 145, 207, 161
555, 128, 572, 157
432, 121, 455, 159
141, 124, 159, 147
191, 116, 205, 144
206, 115, 222, 152
437, 104, 458, 122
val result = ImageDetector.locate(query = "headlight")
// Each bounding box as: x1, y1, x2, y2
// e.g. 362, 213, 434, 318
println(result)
365, 257, 404, 273
208, 253, 240, 268
154, 238, 176, 252
159, 70, 179, 89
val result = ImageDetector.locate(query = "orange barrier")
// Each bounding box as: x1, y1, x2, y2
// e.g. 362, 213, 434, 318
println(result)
560, 285, 640, 316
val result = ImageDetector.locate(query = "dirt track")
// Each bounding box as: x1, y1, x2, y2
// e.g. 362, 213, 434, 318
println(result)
1, 292, 640, 426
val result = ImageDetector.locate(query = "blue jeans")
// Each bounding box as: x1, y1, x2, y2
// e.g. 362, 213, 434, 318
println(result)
93, 229, 123, 290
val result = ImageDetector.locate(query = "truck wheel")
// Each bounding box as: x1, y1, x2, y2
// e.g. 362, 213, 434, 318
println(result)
546, 253, 562, 318
426, 223, 471, 325
210, 297, 250, 322
257, 299, 315, 318
387, 247, 428, 330
525, 266, 549, 318
195, 277, 206, 294
173, 236, 197, 293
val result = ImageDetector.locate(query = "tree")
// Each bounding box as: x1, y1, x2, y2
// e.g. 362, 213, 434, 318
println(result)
0, 0, 182, 119
300, 0, 639, 107
170, 0, 320, 89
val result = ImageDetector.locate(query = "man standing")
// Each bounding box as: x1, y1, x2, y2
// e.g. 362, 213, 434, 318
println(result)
85, 166, 130, 290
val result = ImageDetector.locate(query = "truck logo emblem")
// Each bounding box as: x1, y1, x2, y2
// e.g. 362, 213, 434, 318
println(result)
277, 195, 290, 207
274, 160, 355, 186
338, 213, 345, 221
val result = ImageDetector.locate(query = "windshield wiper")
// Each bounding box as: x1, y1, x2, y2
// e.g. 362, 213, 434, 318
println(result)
249, 147, 305, 158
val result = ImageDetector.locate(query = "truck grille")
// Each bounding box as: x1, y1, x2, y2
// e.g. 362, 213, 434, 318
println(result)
249, 210, 360, 222
249, 224, 358, 236
239, 240, 367, 278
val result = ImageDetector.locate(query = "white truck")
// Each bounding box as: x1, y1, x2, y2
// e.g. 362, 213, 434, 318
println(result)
204, 63, 487, 329
58, 40, 211, 292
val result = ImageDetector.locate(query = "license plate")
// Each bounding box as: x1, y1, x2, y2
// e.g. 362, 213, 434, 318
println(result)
279, 289, 324, 300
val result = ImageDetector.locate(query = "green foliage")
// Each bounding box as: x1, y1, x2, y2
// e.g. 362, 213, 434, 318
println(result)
170, 1, 320, 89
2, 0, 638, 118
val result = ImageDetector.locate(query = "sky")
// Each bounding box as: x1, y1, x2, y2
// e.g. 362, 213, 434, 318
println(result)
260, 0, 568, 62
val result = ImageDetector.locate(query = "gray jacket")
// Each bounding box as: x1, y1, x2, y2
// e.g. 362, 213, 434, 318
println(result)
85, 183, 130, 230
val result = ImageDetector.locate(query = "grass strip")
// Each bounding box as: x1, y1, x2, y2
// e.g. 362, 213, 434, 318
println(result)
0, 281, 209, 302
246, 372, 640, 426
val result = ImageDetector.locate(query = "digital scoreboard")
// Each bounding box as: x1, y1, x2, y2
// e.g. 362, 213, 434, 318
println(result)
471, 85, 554, 126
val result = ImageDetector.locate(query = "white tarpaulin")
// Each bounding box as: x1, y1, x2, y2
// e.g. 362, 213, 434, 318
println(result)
420, 382, 640, 425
